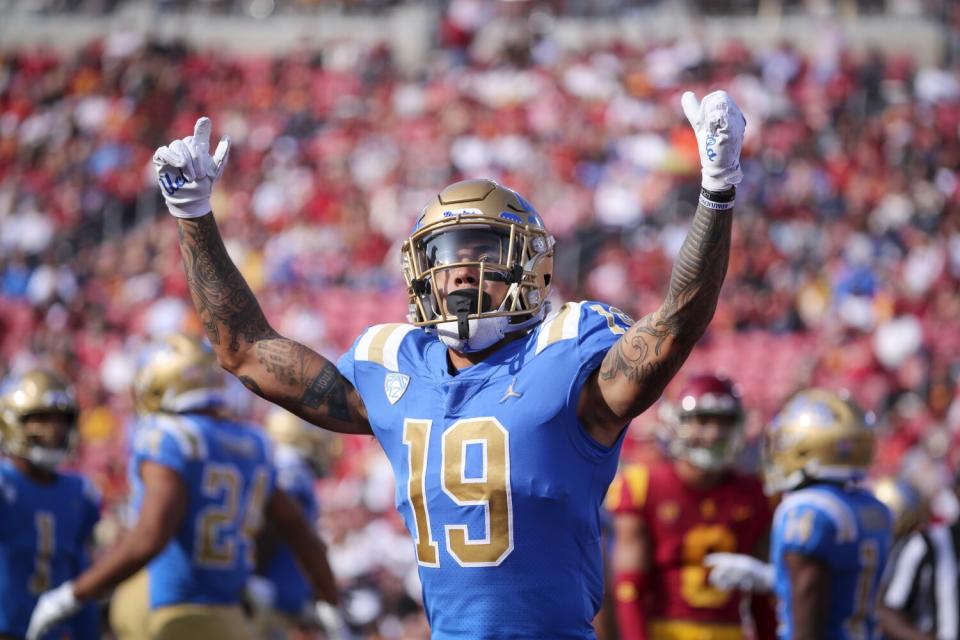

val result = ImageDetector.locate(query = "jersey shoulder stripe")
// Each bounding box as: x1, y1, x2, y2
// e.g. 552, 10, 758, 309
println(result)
778, 487, 858, 543
625, 465, 650, 509
606, 465, 650, 512
535, 301, 584, 354
149, 414, 208, 460
354, 323, 417, 371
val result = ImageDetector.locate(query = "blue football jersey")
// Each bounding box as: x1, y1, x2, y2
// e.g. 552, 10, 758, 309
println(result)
771, 483, 893, 640
131, 412, 276, 608
264, 445, 318, 616
337, 301, 629, 639
0, 459, 100, 639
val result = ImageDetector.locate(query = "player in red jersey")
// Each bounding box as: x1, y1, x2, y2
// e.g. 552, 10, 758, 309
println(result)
607, 373, 776, 640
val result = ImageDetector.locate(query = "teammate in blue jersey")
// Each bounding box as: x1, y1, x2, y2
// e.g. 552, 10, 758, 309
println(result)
156, 88, 746, 638
0, 368, 101, 640
26, 333, 339, 640
706, 389, 894, 640
254, 407, 342, 638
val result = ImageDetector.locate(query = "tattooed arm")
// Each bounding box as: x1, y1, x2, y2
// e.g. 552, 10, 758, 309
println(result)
177, 214, 371, 435
578, 200, 732, 446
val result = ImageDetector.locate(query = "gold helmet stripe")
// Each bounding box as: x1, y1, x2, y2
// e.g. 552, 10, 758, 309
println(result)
535, 302, 583, 355
355, 323, 416, 371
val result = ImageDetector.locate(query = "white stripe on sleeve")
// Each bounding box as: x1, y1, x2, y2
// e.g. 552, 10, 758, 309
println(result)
884, 533, 929, 608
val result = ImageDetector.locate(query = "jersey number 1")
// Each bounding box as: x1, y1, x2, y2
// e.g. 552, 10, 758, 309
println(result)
29, 511, 55, 594
403, 417, 514, 568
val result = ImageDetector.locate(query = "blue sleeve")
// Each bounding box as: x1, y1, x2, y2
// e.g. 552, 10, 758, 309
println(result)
70, 527, 97, 636
0, 473, 9, 538
575, 301, 633, 372
564, 301, 633, 413
79, 478, 101, 544
561, 302, 633, 460
776, 502, 838, 560
67, 476, 101, 567
132, 422, 190, 476
277, 467, 304, 500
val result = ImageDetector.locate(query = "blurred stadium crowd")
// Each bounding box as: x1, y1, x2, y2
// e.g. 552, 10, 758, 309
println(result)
9, 0, 948, 18
2, 2, 960, 633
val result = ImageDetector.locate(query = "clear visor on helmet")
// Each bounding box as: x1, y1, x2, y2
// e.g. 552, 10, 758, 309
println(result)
422, 228, 512, 271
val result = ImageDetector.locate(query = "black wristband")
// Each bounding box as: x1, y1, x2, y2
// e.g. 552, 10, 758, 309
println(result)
700, 186, 736, 202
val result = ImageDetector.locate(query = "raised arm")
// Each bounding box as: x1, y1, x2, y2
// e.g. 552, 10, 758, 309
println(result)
580, 91, 744, 446
155, 118, 370, 435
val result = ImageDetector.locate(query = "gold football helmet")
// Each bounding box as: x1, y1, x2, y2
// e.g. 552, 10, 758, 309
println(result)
763, 388, 876, 494
265, 408, 341, 477
132, 333, 226, 415
0, 368, 78, 470
401, 179, 555, 352
871, 477, 927, 539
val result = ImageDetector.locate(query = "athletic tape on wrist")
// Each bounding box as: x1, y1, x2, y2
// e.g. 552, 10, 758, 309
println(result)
699, 194, 735, 211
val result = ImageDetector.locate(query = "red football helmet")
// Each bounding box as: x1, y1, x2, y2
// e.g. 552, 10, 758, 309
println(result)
660, 373, 745, 471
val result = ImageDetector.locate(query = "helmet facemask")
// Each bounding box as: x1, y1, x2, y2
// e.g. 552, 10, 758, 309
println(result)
659, 374, 745, 472
403, 218, 554, 353
670, 413, 744, 472
20, 412, 77, 471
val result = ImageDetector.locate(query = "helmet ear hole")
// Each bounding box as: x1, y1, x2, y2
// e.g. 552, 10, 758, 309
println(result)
543, 274, 551, 286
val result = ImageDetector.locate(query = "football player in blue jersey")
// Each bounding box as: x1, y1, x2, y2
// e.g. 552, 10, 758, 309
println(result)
253, 407, 343, 639
705, 389, 894, 640
26, 333, 339, 640
0, 369, 101, 640
153, 88, 745, 639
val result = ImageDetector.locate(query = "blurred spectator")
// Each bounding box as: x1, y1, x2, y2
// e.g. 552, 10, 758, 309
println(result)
3, 15, 960, 634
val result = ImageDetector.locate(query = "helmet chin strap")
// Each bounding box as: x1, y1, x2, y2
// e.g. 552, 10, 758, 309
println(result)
435, 287, 513, 353
435, 286, 551, 354
438, 316, 509, 353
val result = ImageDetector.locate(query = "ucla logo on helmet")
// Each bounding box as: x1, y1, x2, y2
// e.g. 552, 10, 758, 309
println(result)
442, 208, 484, 218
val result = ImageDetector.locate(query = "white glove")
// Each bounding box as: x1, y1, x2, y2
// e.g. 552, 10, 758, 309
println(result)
153, 116, 230, 218
681, 90, 746, 192
244, 575, 277, 613
314, 601, 349, 640
704, 552, 774, 593
26, 581, 81, 640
